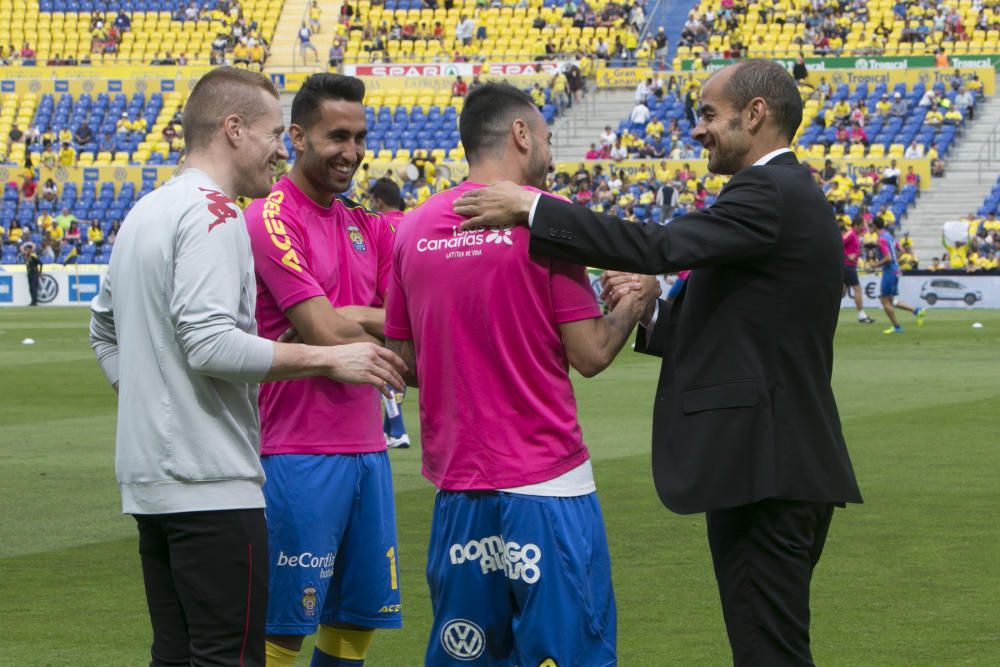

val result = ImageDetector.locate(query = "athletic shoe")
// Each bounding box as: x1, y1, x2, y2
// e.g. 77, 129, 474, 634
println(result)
858, 316, 876, 324
386, 434, 411, 449
915, 308, 925, 327
883, 326, 903, 334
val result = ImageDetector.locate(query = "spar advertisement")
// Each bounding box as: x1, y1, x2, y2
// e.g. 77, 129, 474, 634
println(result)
342, 61, 565, 77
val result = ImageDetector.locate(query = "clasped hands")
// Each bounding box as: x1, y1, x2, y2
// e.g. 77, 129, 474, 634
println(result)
601, 271, 660, 327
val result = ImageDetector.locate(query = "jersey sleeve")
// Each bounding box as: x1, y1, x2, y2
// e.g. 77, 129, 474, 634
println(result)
244, 191, 326, 312
878, 236, 891, 258
169, 198, 273, 383
549, 259, 602, 324
372, 212, 395, 307
384, 237, 412, 340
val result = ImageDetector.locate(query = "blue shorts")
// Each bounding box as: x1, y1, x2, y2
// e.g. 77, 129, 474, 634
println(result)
261, 453, 401, 635
425, 491, 617, 666
880, 273, 899, 297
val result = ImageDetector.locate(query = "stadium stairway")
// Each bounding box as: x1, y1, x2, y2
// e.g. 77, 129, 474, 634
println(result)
267, 0, 340, 72
550, 88, 639, 163
643, 0, 700, 65
903, 75, 1000, 262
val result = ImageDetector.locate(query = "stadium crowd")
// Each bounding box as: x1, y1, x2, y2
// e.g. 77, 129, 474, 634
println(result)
676, 0, 1000, 61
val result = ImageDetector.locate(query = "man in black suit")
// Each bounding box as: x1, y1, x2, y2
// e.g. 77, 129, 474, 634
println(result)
452, 59, 863, 666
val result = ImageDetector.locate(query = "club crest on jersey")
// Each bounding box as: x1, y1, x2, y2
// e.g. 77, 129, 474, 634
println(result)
198, 187, 238, 233
347, 225, 367, 252
301, 585, 317, 617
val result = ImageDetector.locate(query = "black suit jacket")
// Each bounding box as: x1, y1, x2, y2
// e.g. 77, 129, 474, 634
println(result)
529, 152, 862, 514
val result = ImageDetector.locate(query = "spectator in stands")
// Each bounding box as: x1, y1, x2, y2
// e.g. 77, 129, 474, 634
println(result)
630, 99, 650, 126
456, 15, 476, 46
65, 221, 82, 248
874, 93, 892, 118
88, 220, 105, 247
584, 143, 603, 160
904, 166, 919, 187
889, 92, 908, 118
19, 43, 35, 63
114, 10, 131, 32
298, 22, 318, 63
20, 173, 36, 202
57, 142, 76, 167
819, 159, 837, 186
609, 139, 628, 162
75, 121, 94, 146
881, 160, 901, 188
451, 75, 468, 98
917, 89, 936, 108
954, 86, 975, 121
849, 121, 869, 147
934, 48, 949, 68
904, 140, 924, 158
943, 105, 963, 125
930, 147, 946, 177
924, 104, 944, 127
4, 220, 25, 246
599, 125, 616, 149
328, 40, 344, 69
233, 39, 251, 65
52, 207, 74, 235
792, 56, 808, 82
37, 179, 57, 204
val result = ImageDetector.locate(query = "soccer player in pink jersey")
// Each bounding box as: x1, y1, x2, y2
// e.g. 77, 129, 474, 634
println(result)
243, 74, 401, 667
385, 83, 660, 666
368, 177, 411, 449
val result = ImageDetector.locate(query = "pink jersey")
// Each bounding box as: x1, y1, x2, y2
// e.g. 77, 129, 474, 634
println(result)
842, 229, 860, 266
245, 176, 393, 455
385, 182, 602, 490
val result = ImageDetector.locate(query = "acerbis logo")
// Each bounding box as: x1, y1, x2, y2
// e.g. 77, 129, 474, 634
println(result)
440, 619, 485, 660
37, 274, 59, 304
450, 536, 542, 584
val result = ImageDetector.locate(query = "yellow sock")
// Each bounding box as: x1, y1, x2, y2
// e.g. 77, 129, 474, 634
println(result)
314, 625, 375, 663
265, 640, 300, 667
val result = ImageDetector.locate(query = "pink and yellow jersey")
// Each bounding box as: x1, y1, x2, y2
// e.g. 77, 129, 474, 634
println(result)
385, 182, 602, 491
245, 175, 394, 455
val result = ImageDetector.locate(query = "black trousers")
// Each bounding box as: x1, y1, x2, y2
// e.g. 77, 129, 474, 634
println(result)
27, 271, 39, 305
706, 499, 835, 667
135, 509, 268, 667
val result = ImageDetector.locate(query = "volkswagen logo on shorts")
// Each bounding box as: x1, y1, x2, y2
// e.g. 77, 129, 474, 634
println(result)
440, 619, 485, 661
37, 274, 59, 304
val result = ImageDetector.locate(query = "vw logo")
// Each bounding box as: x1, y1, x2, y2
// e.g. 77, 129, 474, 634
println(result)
37, 274, 59, 304
440, 619, 484, 661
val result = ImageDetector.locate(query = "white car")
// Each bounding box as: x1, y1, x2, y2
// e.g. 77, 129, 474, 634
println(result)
920, 278, 982, 305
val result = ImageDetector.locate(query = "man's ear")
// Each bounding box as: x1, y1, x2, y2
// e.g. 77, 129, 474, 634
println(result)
222, 114, 244, 146
746, 97, 768, 134
287, 123, 306, 154
511, 118, 531, 152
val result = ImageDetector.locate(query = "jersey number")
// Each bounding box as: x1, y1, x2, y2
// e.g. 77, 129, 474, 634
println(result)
387, 546, 398, 590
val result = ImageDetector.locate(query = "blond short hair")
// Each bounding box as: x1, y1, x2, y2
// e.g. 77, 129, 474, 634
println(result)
182, 67, 279, 151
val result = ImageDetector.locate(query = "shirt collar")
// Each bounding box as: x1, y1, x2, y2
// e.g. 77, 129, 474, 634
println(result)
752, 148, 793, 166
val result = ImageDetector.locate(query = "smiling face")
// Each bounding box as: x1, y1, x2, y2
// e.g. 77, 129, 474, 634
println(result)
290, 98, 367, 197
690, 69, 752, 175
236, 89, 288, 199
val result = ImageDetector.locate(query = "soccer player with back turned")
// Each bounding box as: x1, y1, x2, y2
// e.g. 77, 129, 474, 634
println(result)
385, 83, 660, 665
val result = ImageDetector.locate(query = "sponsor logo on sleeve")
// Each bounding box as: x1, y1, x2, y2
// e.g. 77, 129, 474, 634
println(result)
198, 187, 239, 233
440, 619, 485, 660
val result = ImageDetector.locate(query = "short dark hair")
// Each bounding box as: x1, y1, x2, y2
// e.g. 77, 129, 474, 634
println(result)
183, 67, 278, 151
459, 83, 540, 163
370, 177, 403, 211
720, 59, 803, 141
291, 73, 366, 128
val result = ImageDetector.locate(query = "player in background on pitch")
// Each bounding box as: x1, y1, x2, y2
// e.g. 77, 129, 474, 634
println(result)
243, 74, 401, 667
843, 218, 875, 323
369, 177, 411, 449
870, 217, 925, 334
386, 83, 660, 666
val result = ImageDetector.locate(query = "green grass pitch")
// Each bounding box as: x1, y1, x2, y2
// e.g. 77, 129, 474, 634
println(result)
1, 307, 998, 665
